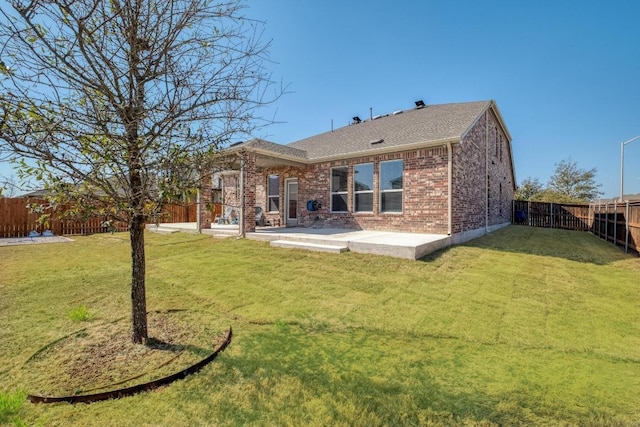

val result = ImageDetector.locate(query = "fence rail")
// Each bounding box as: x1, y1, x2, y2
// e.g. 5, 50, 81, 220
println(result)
0, 198, 197, 238
512, 200, 640, 255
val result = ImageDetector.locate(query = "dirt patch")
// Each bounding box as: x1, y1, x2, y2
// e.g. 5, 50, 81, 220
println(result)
22, 311, 226, 396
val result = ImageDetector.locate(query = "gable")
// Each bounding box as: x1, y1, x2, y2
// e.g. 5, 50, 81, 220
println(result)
227, 100, 513, 167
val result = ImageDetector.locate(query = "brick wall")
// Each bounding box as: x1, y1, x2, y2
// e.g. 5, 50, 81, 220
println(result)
222, 173, 240, 209
199, 170, 213, 229
451, 109, 514, 234
249, 149, 450, 233
218, 112, 515, 236
241, 153, 256, 233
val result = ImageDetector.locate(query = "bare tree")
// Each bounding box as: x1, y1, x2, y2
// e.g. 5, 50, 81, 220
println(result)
0, 0, 280, 343
0, 173, 20, 197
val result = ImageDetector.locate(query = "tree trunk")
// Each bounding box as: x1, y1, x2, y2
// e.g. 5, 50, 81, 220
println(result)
130, 213, 148, 344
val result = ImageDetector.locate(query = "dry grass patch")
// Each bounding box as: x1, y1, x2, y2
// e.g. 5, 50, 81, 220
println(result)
20, 310, 227, 398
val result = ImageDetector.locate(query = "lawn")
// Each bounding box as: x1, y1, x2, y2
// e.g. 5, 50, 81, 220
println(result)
1, 226, 639, 426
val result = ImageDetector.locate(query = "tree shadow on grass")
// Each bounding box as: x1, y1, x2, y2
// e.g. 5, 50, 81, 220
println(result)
204, 328, 616, 426
420, 226, 632, 266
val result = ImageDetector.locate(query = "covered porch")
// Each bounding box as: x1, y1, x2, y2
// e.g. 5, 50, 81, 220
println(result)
198, 140, 309, 235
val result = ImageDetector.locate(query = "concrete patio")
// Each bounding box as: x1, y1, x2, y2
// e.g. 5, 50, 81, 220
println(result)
147, 222, 451, 260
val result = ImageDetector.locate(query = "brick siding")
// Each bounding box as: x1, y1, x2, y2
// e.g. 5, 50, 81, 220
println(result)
214, 111, 514, 236
248, 149, 450, 233
451, 109, 514, 234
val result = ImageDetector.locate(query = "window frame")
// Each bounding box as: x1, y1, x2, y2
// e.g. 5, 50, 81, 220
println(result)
330, 166, 349, 213
353, 162, 374, 213
267, 174, 280, 212
379, 159, 403, 213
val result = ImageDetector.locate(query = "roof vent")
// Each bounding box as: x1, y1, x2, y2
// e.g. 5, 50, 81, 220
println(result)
372, 115, 382, 120
415, 100, 425, 108
392, 110, 403, 115
370, 138, 384, 145
352, 116, 361, 124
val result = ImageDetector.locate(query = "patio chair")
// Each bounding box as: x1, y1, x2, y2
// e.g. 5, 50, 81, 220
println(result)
255, 206, 265, 226
215, 206, 236, 225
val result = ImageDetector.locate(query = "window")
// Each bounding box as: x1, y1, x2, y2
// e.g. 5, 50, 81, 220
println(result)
331, 166, 348, 212
379, 160, 403, 212
354, 163, 373, 212
267, 174, 279, 212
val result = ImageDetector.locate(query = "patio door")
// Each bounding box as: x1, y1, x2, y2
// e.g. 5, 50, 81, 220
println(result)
285, 179, 298, 227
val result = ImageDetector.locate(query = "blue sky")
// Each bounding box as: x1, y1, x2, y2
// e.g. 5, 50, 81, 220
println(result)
241, 0, 640, 199
1, 0, 639, 199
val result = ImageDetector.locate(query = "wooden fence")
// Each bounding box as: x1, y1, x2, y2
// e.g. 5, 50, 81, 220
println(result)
591, 201, 640, 255
512, 200, 640, 255
512, 201, 592, 231
0, 198, 197, 238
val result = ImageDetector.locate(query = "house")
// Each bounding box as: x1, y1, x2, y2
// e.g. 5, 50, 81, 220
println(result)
200, 100, 515, 245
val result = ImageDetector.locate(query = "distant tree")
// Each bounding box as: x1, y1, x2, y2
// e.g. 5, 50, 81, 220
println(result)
546, 159, 602, 203
0, 174, 20, 197
515, 177, 544, 201
0, 0, 281, 343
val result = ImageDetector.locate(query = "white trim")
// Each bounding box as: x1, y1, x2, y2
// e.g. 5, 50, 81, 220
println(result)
330, 166, 349, 213
379, 159, 404, 213
227, 138, 460, 166
285, 178, 298, 225
447, 141, 452, 235
485, 110, 489, 233
267, 174, 280, 213
353, 162, 374, 213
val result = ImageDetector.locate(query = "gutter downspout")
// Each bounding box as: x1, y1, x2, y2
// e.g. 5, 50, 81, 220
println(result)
196, 188, 201, 234
239, 156, 245, 238
485, 111, 489, 233
447, 142, 452, 235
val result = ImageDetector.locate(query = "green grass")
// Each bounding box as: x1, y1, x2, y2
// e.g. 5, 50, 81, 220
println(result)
1, 226, 639, 426
66, 304, 92, 322
0, 390, 26, 425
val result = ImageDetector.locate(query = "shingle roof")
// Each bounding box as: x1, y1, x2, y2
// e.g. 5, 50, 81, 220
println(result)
288, 100, 492, 161
228, 101, 494, 162
229, 138, 308, 159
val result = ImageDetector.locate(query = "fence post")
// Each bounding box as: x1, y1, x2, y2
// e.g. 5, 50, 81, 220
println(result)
605, 204, 609, 244
512, 200, 514, 225
550, 203, 553, 228
625, 201, 630, 253
614, 201, 618, 249
598, 203, 602, 237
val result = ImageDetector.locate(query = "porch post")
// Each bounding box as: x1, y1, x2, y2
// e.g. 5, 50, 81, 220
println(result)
241, 152, 257, 235
199, 169, 213, 230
